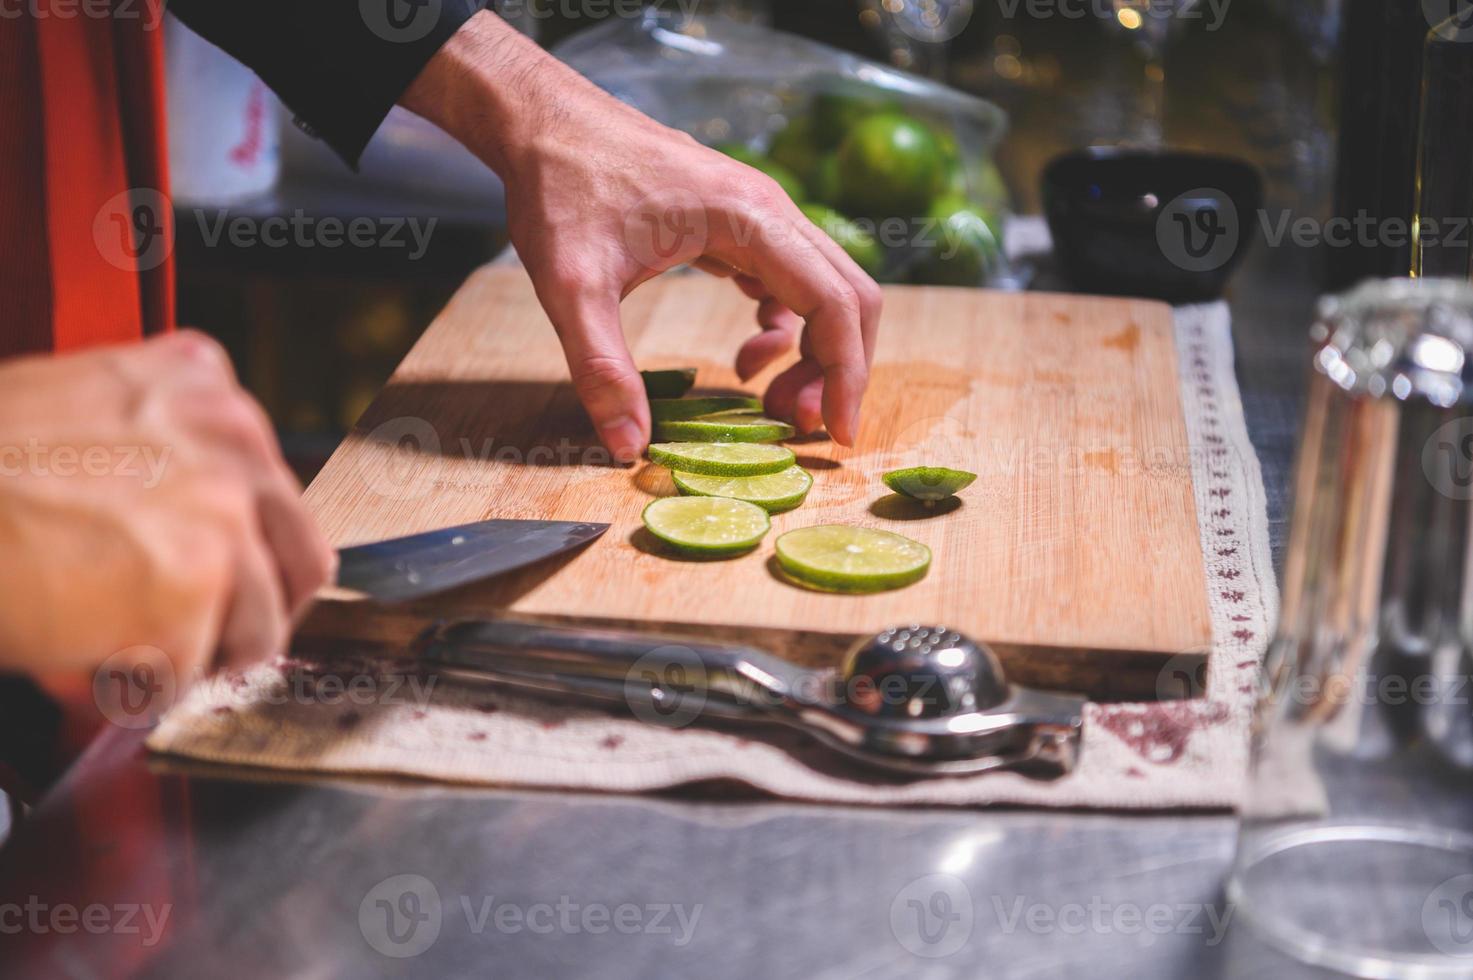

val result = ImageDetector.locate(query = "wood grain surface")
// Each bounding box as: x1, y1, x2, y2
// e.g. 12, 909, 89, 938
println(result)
301, 267, 1210, 698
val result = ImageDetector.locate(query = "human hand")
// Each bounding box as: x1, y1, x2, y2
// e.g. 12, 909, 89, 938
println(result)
402, 11, 881, 460
0, 332, 336, 681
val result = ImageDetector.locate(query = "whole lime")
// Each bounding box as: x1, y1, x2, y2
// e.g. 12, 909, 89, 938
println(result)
800, 203, 885, 279
973, 159, 1011, 212
716, 143, 806, 203
769, 117, 823, 187
807, 152, 843, 207
945, 156, 1011, 213
811, 86, 900, 148
912, 197, 1002, 287
836, 113, 947, 220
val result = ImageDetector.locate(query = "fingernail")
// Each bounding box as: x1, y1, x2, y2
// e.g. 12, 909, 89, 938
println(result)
600, 415, 644, 465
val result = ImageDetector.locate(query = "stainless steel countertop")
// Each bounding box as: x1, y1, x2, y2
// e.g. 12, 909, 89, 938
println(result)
0, 245, 1327, 980
0, 15, 1352, 978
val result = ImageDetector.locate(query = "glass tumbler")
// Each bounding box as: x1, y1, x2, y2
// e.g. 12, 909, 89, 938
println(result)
1228, 278, 1473, 977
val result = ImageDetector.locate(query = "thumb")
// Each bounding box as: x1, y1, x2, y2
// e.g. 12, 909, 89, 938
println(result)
540, 285, 649, 463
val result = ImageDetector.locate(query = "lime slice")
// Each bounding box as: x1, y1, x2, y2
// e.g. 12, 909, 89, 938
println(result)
882, 466, 977, 502
647, 442, 795, 476
673, 465, 813, 513
655, 416, 795, 443
775, 525, 931, 593
642, 496, 770, 557
649, 396, 762, 422
641, 369, 696, 399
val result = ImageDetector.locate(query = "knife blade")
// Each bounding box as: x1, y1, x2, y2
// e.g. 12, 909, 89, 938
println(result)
334, 519, 609, 603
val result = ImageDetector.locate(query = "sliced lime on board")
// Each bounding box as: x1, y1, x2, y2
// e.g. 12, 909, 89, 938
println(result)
881, 466, 977, 502
655, 416, 795, 443
647, 442, 795, 476
649, 396, 762, 422
642, 496, 771, 557
672, 465, 813, 513
641, 368, 697, 399
775, 525, 932, 593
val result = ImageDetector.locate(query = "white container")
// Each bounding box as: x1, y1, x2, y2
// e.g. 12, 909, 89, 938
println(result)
164, 13, 280, 205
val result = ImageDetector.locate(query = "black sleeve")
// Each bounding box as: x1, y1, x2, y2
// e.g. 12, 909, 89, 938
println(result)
167, 0, 488, 168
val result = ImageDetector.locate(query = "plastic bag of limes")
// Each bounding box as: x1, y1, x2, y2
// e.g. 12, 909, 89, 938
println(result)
554, 9, 1015, 289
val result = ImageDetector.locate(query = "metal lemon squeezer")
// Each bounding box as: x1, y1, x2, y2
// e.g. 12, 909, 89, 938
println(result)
412, 619, 1085, 778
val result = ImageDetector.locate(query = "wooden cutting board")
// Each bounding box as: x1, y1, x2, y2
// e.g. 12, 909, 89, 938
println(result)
302, 267, 1210, 699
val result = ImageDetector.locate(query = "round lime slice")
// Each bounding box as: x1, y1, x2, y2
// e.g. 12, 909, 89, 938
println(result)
655, 416, 795, 443
881, 466, 977, 502
642, 496, 770, 557
775, 525, 931, 593
641, 368, 697, 399
649, 396, 763, 422
672, 465, 813, 513
647, 442, 795, 476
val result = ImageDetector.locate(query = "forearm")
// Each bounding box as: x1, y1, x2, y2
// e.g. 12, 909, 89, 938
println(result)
400, 10, 635, 180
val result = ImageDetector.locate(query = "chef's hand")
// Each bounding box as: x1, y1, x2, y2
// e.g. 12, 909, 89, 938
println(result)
0, 332, 336, 681
401, 11, 881, 461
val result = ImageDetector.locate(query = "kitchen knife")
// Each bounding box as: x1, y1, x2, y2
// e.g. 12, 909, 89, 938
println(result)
334, 519, 609, 603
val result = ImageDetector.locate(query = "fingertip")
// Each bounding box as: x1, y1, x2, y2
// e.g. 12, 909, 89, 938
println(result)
795, 378, 825, 436
821, 388, 855, 447
598, 414, 647, 466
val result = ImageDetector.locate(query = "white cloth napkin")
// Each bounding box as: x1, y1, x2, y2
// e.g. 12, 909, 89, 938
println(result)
147, 286, 1278, 810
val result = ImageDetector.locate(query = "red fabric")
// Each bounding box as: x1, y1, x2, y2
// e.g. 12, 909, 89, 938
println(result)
0, 15, 185, 976
0, 2, 174, 358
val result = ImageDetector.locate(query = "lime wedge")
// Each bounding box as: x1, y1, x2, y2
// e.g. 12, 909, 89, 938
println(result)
673, 465, 813, 513
647, 442, 795, 476
649, 396, 762, 422
882, 466, 977, 502
775, 525, 931, 593
655, 416, 795, 443
641, 368, 697, 399
642, 496, 770, 557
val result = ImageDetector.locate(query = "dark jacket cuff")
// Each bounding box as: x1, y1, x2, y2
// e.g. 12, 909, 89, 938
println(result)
168, 0, 487, 168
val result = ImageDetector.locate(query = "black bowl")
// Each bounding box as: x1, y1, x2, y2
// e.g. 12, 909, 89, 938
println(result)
1041, 148, 1263, 303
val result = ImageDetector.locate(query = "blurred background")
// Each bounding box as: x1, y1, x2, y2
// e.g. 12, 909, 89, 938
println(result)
168, 0, 1342, 482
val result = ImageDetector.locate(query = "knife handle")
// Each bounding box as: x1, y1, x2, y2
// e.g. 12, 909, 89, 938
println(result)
414, 618, 809, 720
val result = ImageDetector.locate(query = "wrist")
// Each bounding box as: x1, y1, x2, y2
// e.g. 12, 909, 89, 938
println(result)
401, 11, 566, 179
